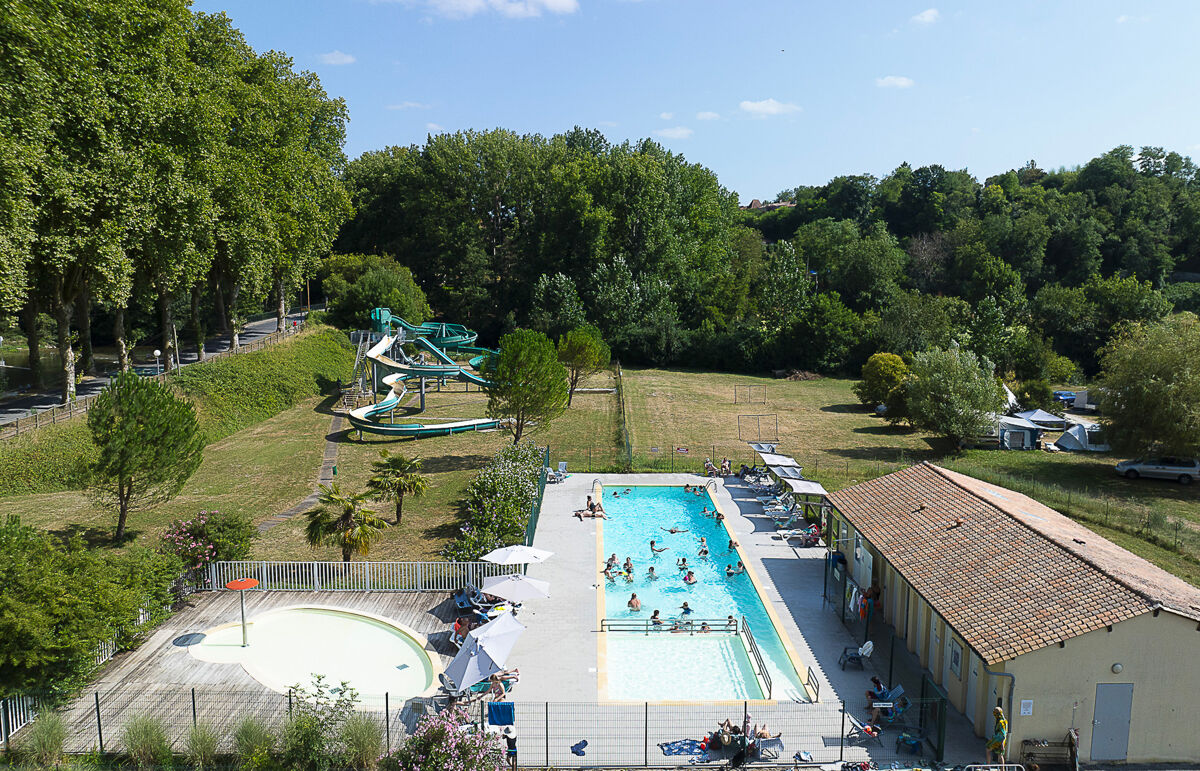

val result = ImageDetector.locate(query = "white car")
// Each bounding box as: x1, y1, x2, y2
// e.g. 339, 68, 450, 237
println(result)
1114, 457, 1200, 485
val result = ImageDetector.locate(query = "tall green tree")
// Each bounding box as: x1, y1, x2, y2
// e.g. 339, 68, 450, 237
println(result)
86, 371, 205, 541
906, 346, 1004, 445
485, 329, 568, 444
305, 483, 389, 563
1100, 313, 1200, 457
557, 324, 611, 406
365, 450, 429, 525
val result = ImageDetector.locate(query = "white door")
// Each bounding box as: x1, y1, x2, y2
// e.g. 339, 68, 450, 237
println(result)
966, 655, 980, 728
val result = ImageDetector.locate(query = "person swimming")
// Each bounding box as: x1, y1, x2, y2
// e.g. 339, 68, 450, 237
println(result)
676, 557, 689, 570
661, 526, 689, 534
647, 566, 659, 580
650, 540, 668, 555
683, 570, 697, 585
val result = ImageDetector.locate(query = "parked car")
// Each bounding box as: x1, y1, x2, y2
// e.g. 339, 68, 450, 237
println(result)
1114, 457, 1200, 485
1053, 390, 1076, 402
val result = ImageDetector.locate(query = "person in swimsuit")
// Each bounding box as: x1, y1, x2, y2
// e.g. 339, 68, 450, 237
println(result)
650, 540, 668, 555
628, 593, 641, 611
661, 526, 689, 534
683, 570, 697, 585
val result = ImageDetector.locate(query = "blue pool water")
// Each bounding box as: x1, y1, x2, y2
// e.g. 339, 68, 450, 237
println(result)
600, 486, 805, 701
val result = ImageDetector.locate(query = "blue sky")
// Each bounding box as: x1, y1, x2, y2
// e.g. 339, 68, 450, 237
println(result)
192, 0, 1200, 200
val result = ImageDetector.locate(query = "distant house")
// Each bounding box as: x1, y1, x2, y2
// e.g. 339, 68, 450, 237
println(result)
824, 463, 1200, 765
740, 199, 797, 211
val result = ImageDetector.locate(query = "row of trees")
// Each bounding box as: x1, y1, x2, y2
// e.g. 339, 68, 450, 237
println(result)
338, 132, 1200, 378
0, 1, 350, 402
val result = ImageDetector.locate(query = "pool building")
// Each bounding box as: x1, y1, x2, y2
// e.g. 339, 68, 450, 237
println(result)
824, 462, 1200, 765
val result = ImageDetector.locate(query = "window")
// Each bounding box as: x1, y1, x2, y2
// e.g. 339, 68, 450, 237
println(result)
949, 639, 963, 678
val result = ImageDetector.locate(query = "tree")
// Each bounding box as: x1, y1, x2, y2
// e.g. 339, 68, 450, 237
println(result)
1013, 380, 1058, 413
485, 329, 568, 444
1100, 313, 1200, 457
87, 372, 205, 541
906, 346, 1004, 445
557, 324, 611, 406
854, 353, 909, 407
304, 483, 389, 563
366, 450, 429, 525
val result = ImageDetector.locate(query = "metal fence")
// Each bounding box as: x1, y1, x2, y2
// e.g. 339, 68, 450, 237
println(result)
614, 360, 633, 471
9, 690, 944, 767
0, 321, 308, 441
205, 560, 512, 592
525, 446, 550, 547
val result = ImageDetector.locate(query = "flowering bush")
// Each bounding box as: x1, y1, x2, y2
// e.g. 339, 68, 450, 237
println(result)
160, 510, 256, 572
442, 442, 544, 561
380, 706, 503, 771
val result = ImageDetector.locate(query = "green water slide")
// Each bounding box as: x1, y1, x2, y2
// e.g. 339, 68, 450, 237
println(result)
347, 311, 500, 438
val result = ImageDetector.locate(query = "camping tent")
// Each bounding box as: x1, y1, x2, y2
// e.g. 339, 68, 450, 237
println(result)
1015, 409, 1067, 429
997, 415, 1042, 450
1054, 424, 1111, 452
1003, 384, 1019, 411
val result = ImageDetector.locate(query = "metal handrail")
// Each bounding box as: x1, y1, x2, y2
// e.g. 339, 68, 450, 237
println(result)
600, 617, 737, 634
705, 479, 718, 492
592, 478, 604, 497
741, 615, 772, 699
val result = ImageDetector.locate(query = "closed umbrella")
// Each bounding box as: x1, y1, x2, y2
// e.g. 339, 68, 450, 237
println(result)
443, 612, 525, 691
481, 544, 554, 565
481, 573, 551, 603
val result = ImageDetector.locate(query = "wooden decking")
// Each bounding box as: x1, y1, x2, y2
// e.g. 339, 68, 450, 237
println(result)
58, 591, 458, 753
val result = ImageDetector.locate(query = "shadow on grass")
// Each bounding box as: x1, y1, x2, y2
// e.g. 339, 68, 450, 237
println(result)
851, 423, 918, 436
822, 445, 942, 464
47, 523, 132, 549
819, 403, 866, 414
312, 391, 343, 417
421, 454, 493, 474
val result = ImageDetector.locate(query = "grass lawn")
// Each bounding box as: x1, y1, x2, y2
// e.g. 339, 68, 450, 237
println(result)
3, 396, 333, 548
619, 367, 1199, 585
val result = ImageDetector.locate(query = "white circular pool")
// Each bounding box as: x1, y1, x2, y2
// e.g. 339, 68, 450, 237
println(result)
189, 605, 440, 703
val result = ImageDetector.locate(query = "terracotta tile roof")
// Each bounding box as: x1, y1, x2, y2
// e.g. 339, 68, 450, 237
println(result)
826, 462, 1200, 665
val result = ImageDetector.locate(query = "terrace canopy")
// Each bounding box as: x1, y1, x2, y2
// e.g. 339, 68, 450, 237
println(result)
756, 451, 799, 467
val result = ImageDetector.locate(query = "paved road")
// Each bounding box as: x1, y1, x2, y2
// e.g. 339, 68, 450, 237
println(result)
0, 312, 308, 425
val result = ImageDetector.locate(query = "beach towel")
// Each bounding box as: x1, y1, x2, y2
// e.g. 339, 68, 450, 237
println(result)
570, 740, 588, 756
487, 701, 514, 726
658, 739, 705, 756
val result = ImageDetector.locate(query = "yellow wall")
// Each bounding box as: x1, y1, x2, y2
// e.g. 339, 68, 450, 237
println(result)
1006, 610, 1200, 763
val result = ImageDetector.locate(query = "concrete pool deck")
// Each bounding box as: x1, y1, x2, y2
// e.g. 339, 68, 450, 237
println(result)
516, 471, 983, 763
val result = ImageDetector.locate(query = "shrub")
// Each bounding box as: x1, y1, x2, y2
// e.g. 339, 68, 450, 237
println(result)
381, 706, 502, 771
906, 346, 1005, 444
122, 714, 172, 769
443, 442, 544, 561
1014, 379, 1059, 413
19, 712, 66, 767
280, 675, 359, 770
233, 716, 276, 769
340, 712, 384, 769
853, 352, 909, 407
186, 722, 220, 769
161, 511, 256, 573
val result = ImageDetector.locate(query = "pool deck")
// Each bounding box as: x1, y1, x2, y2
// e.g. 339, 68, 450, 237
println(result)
520, 472, 984, 764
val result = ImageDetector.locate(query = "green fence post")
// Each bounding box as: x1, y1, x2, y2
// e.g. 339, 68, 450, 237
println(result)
94, 692, 103, 754
191, 687, 197, 728
385, 692, 391, 753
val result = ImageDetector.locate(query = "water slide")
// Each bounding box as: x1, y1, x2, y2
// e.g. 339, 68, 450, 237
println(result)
346, 314, 502, 438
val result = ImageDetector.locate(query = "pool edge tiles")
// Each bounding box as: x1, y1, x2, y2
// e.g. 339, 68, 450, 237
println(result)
594, 482, 812, 704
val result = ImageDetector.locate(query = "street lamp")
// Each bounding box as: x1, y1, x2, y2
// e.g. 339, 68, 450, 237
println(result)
153, 349, 161, 373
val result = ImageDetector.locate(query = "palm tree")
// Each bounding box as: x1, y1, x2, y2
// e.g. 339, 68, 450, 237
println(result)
305, 483, 390, 563
366, 450, 430, 525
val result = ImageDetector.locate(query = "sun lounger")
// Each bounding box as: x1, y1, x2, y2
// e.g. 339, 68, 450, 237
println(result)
845, 711, 883, 746
755, 737, 784, 759
838, 640, 874, 669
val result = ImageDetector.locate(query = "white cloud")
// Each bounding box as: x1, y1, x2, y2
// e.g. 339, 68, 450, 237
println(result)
911, 8, 939, 24
875, 75, 915, 89
659, 112, 673, 120
738, 98, 801, 117
1115, 14, 1147, 23
696, 111, 720, 121
318, 50, 356, 65
406, 0, 579, 18
597, 120, 619, 127
654, 126, 693, 140
426, 122, 443, 131
386, 101, 431, 110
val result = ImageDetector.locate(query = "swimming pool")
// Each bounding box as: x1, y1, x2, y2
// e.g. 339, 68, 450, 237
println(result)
189, 606, 440, 707
598, 485, 806, 702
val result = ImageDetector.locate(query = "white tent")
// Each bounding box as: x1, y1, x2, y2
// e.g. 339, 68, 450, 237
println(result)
1055, 424, 1111, 452
748, 442, 778, 454
769, 465, 805, 479
1015, 409, 1067, 429
481, 545, 554, 565
782, 478, 828, 496
1003, 383, 1019, 411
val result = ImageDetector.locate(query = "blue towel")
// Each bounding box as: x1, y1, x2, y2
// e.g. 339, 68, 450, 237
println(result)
571, 740, 588, 756
659, 739, 704, 756
488, 701, 514, 726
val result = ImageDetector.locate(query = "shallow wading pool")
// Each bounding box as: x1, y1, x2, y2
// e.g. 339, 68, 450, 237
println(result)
189, 606, 439, 706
